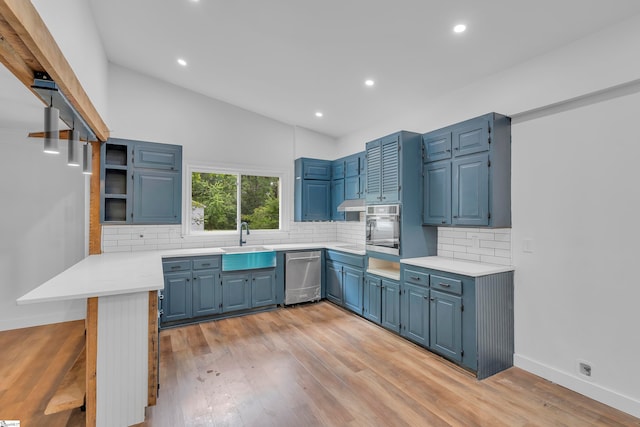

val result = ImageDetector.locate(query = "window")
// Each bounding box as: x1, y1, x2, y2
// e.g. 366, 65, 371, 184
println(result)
190, 170, 280, 232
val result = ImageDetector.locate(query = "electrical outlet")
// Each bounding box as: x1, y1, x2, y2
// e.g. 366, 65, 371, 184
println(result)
579, 361, 592, 377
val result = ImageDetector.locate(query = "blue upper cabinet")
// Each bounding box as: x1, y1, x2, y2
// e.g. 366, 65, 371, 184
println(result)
381, 135, 400, 203
365, 140, 382, 203
331, 179, 345, 221
423, 130, 452, 162
101, 138, 182, 224
295, 158, 332, 221
421, 113, 511, 228
344, 153, 360, 177
332, 160, 345, 180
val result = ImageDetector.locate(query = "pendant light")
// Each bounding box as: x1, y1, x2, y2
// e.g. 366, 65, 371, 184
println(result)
82, 141, 92, 175
67, 127, 80, 166
43, 98, 60, 154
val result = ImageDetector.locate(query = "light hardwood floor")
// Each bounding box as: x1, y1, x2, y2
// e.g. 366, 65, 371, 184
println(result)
143, 302, 640, 427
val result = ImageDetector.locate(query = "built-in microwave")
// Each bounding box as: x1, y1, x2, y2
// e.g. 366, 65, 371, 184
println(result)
366, 204, 400, 255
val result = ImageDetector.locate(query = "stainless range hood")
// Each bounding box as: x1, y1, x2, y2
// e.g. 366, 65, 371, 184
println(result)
337, 199, 365, 212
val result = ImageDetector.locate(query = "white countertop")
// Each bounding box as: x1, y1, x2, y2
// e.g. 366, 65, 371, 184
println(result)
401, 256, 514, 277
17, 242, 366, 304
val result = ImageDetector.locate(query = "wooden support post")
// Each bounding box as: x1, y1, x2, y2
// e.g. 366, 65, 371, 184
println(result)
148, 290, 158, 406
86, 297, 98, 427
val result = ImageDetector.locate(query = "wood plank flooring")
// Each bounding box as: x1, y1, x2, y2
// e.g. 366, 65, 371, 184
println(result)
0, 320, 86, 426
143, 302, 640, 427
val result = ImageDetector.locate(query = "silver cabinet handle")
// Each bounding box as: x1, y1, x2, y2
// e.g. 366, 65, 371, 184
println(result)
438, 283, 450, 287
410, 276, 420, 281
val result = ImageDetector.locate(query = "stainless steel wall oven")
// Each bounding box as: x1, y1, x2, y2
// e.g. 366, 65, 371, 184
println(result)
365, 204, 400, 255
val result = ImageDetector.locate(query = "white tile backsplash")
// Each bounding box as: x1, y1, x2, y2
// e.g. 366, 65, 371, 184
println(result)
437, 227, 512, 266
101, 219, 366, 253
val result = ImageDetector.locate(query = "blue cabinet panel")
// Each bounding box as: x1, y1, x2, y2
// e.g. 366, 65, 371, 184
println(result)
332, 160, 345, 180
423, 161, 451, 226
345, 176, 360, 200
192, 269, 221, 317
381, 279, 400, 333
302, 180, 331, 220
452, 153, 489, 226
325, 260, 342, 305
222, 273, 251, 312
453, 117, 490, 157
331, 179, 345, 221
380, 136, 400, 203
162, 272, 192, 322
423, 130, 452, 162
302, 159, 332, 180
132, 170, 181, 224
343, 265, 363, 314
134, 142, 181, 170
401, 283, 430, 347
430, 290, 463, 362
365, 140, 381, 203
345, 154, 360, 177
363, 275, 382, 324
251, 270, 277, 307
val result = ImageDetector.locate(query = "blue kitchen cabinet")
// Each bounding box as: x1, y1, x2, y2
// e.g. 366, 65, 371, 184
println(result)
325, 250, 365, 313
162, 271, 192, 323
344, 151, 366, 200
362, 275, 382, 324
345, 176, 360, 200
430, 290, 463, 362
401, 283, 430, 347
331, 179, 345, 221
222, 273, 251, 312
251, 269, 277, 308
295, 158, 332, 221
332, 159, 345, 179
381, 279, 400, 333
422, 113, 511, 227
423, 161, 452, 225
452, 153, 489, 226
342, 265, 364, 314
101, 138, 182, 224
192, 268, 221, 317
365, 140, 382, 203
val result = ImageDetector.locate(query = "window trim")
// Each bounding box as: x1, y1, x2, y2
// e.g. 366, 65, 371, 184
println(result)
184, 162, 289, 236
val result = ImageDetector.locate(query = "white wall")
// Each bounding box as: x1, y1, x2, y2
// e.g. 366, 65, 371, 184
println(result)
0, 129, 87, 331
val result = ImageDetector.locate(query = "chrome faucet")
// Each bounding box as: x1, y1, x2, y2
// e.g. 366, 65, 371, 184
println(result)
239, 221, 250, 246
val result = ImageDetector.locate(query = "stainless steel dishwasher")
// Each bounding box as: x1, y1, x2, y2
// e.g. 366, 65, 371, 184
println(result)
285, 251, 321, 305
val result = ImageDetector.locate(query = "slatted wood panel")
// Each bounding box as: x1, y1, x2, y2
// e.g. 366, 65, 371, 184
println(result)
142, 302, 640, 426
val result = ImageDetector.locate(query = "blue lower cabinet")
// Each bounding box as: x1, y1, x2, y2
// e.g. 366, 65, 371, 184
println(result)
325, 260, 343, 305
251, 270, 277, 308
162, 272, 192, 323
429, 290, 463, 362
400, 283, 430, 347
381, 279, 400, 333
342, 265, 363, 313
363, 275, 382, 324
192, 269, 221, 317
222, 273, 251, 312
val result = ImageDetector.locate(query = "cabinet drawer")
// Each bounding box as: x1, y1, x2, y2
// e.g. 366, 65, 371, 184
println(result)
325, 250, 365, 268
192, 257, 220, 270
430, 275, 462, 295
162, 260, 191, 273
404, 269, 429, 286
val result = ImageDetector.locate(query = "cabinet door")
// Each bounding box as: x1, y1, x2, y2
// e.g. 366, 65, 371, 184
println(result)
381, 279, 400, 333
192, 269, 221, 317
430, 290, 463, 362
303, 159, 331, 180
363, 276, 382, 324
452, 153, 489, 226
423, 130, 452, 162
251, 270, 276, 308
133, 142, 182, 170
331, 179, 345, 221
345, 176, 360, 200
342, 265, 363, 314
345, 155, 360, 177
162, 272, 192, 323
381, 136, 400, 203
423, 160, 451, 225
332, 160, 345, 179
222, 273, 251, 313
302, 180, 330, 220
401, 284, 430, 347
133, 170, 181, 224
325, 260, 343, 305
452, 118, 490, 157
365, 140, 381, 203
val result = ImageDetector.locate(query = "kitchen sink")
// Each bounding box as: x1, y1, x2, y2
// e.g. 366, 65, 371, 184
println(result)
221, 246, 276, 271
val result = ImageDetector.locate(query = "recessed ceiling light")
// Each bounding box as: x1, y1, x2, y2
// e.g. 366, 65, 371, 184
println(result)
315, 111, 323, 118
453, 24, 466, 33
365, 79, 375, 87
177, 58, 187, 66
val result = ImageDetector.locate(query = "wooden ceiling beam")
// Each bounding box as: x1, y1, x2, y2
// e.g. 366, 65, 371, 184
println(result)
0, 0, 109, 142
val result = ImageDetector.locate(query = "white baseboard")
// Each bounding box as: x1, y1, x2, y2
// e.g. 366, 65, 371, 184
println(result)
0, 309, 86, 332
514, 354, 640, 419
